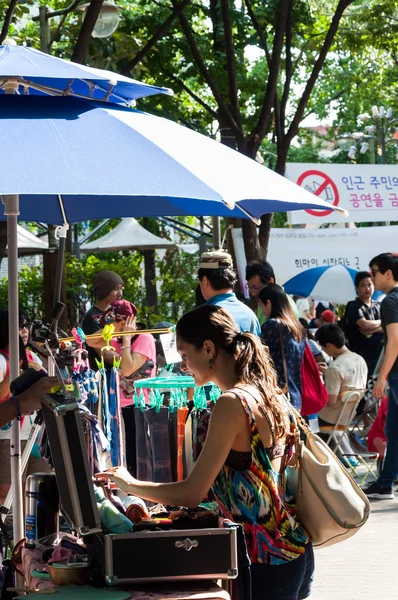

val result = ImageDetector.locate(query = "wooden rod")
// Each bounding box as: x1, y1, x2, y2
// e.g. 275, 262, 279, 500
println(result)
59, 326, 174, 344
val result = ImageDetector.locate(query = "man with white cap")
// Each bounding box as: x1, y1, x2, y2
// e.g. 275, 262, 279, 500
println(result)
197, 251, 261, 335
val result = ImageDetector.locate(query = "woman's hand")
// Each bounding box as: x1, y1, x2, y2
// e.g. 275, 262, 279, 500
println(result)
95, 466, 137, 494
121, 316, 136, 341
317, 362, 328, 375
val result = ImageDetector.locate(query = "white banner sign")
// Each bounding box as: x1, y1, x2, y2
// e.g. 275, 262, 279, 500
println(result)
267, 226, 398, 288
286, 163, 398, 224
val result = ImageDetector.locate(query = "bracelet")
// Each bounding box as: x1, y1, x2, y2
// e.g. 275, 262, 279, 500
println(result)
121, 345, 130, 350
10, 396, 22, 421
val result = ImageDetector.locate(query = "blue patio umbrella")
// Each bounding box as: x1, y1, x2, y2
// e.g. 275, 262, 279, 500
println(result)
0, 42, 171, 551
283, 265, 384, 304
0, 95, 347, 224
0, 44, 172, 103
0, 94, 346, 546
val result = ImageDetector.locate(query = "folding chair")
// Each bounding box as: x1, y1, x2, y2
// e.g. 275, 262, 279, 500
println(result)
349, 375, 380, 437
320, 391, 379, 486
320, 390, 362, 451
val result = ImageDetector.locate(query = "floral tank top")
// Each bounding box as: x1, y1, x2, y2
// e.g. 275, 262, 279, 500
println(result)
211, 389, 309, 565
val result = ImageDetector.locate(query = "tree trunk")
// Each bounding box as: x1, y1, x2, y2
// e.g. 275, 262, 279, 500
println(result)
241, 219, 262, 262
143, 250, 158, 315
43, 251, 67, 331
275, 137, 290, 176
41, 0, 104, 332
0, 0, 19, 44
258, 213, 273, 258
48, 225, 58, 250
71, 0, 105, 64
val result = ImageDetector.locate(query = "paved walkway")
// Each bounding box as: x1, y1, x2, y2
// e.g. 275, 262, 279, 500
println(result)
311, 494, 398, 599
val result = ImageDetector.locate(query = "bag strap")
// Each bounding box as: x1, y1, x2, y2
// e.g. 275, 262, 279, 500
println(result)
228, 385, 277, 446
290, 405, 310, 435
277, 320, 289, 394
288, 405, 311, 471
229, 386, 295, 472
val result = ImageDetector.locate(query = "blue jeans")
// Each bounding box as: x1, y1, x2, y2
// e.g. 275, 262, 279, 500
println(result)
251, 543, 314, 600
378, 373, 398, 488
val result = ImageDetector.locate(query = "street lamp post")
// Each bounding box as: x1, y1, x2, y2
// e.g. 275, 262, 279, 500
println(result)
79, 1, 122, 38
34, 1, 121, 55
339, 106, 398, 165
337, 106, 398, 227
33, 1, 122, 254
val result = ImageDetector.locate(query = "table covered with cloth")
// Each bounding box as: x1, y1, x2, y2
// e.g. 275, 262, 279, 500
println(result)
15, 583, 229, 599
19, 548, 230, 600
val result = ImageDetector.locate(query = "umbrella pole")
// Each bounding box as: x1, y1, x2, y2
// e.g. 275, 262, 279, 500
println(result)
2, 195, 24, 565
52, 195, 69, 335
53, 232, 66, 321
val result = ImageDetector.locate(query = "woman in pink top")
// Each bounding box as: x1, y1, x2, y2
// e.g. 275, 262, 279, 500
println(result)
100, 300, 156, 478
100, 300, 156, 408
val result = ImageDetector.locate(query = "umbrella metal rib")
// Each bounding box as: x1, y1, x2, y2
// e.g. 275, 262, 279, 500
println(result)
0, 76, 132, 106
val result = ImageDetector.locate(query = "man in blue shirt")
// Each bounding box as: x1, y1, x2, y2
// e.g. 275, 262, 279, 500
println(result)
197, 251, 261, 336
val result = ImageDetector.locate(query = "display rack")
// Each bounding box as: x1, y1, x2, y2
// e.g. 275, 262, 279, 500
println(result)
133, 376, 221, 411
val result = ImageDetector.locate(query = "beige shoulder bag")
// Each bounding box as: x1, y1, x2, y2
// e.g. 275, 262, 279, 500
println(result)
288, 408, 371, 548
277, 321, 371, 548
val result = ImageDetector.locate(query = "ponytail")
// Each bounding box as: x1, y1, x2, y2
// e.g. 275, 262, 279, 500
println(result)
176, 305, 290, 439
234, 332, 289, 439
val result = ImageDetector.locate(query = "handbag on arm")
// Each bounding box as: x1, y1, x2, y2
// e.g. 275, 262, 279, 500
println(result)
277, 321, 371, 547
287, 408, 371, 547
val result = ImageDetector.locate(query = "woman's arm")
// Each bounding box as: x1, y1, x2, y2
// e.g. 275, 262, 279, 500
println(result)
120, 350, 147, 377
0, 370, 10, 400
0, 377, 59, 428
95, 393, 244, 507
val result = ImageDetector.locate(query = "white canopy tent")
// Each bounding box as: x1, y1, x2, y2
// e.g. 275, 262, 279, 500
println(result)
0, 226, 48, 278
7, 225, 48, 255
80, 218, 176, 252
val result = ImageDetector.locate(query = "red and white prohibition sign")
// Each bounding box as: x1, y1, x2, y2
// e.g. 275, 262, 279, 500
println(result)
296, 169, 340, 216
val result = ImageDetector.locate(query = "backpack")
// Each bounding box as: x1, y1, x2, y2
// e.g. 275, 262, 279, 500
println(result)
300, 342, 328, 417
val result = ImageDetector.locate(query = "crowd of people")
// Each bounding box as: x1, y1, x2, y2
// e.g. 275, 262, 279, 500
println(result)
1, 249, 397, 600
94, 250, 397, 599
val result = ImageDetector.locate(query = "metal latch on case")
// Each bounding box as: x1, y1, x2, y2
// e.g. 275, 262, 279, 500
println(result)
174, 538, 199, 551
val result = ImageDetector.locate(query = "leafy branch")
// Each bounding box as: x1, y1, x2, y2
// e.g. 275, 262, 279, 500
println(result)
0, 0, 19, 44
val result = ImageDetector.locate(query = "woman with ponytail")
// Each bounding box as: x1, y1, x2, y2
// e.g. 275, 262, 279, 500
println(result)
96, 304, 313, 600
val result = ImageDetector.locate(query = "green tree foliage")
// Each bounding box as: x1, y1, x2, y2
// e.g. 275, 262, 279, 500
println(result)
2, 0, 398, 290
157, 248, 198, 322
0, 246, 199, 330
0, 265, 44, 319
